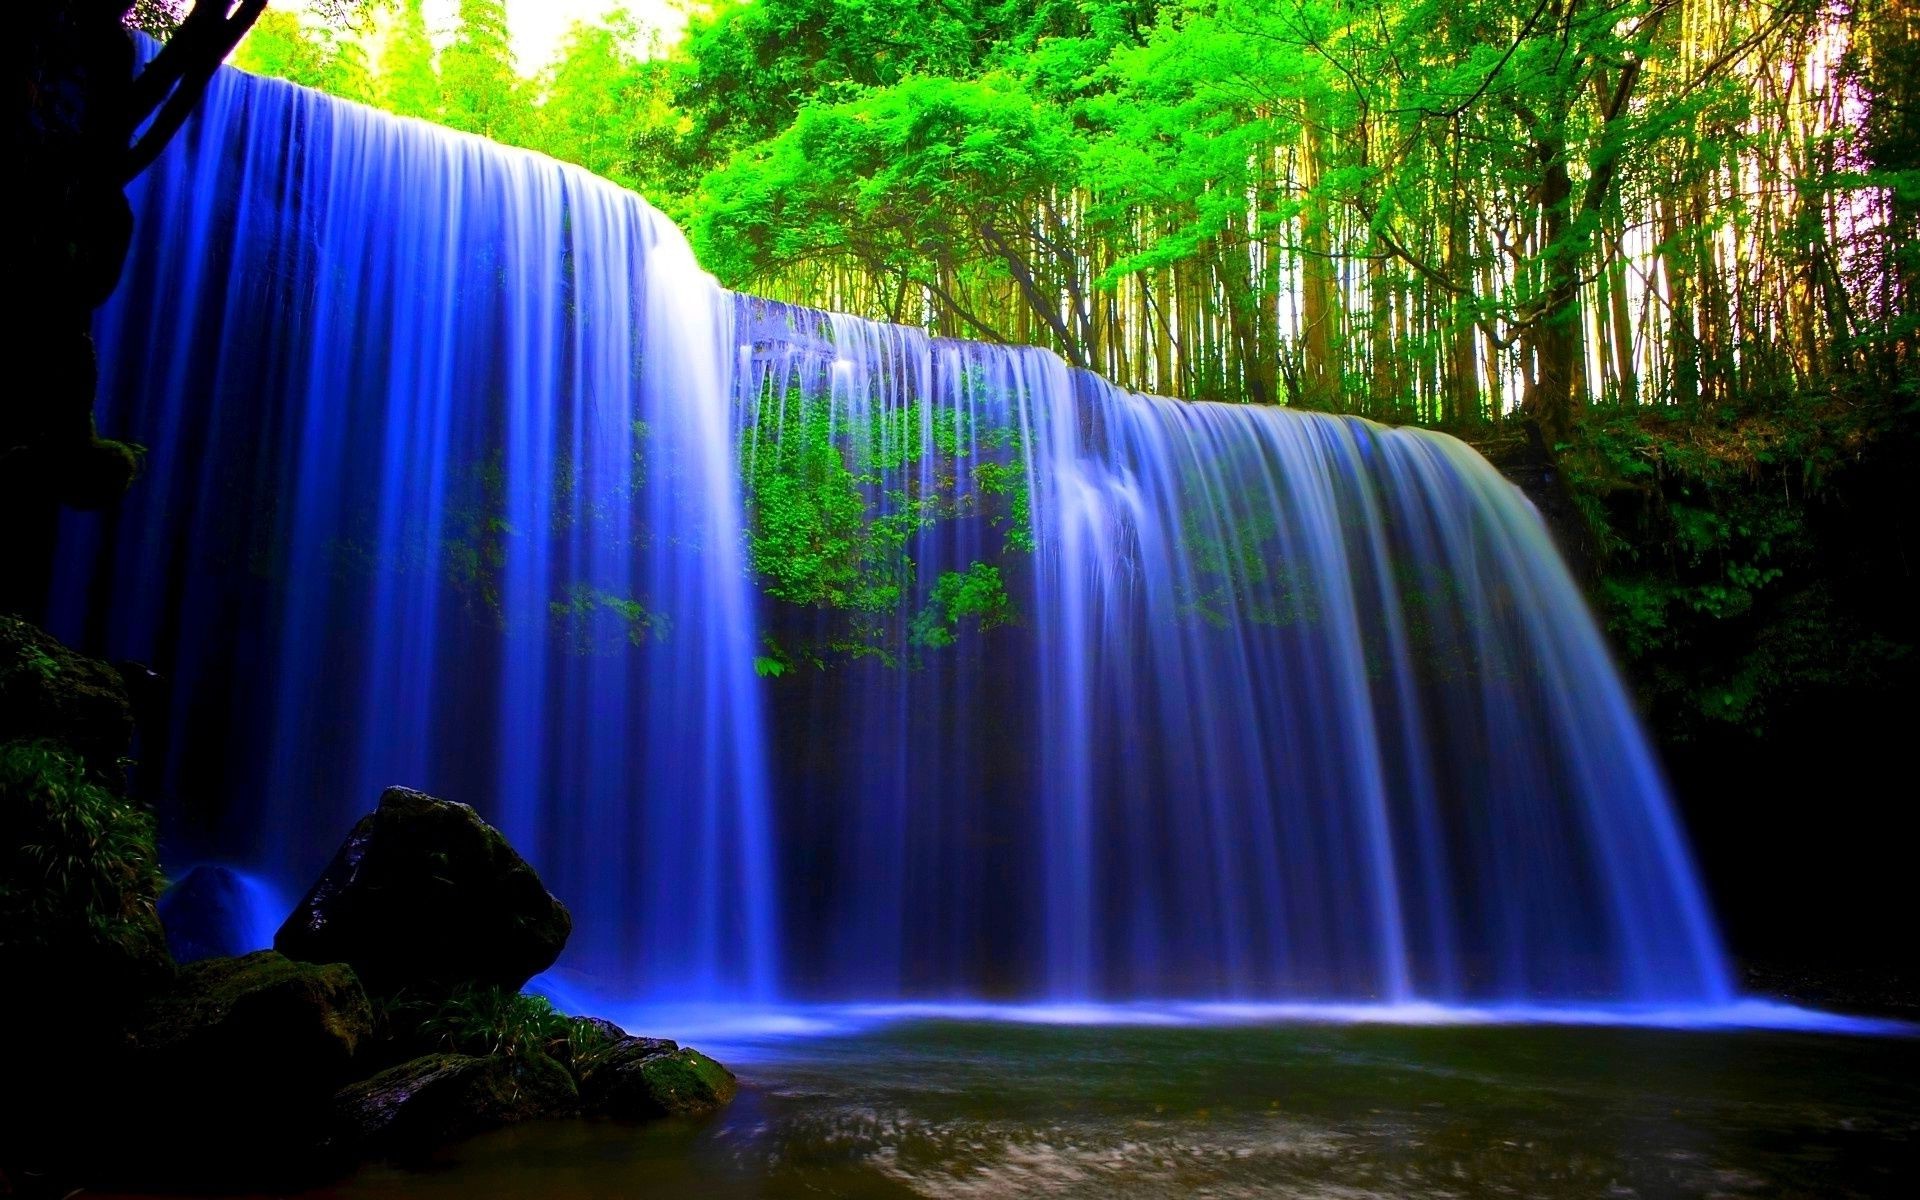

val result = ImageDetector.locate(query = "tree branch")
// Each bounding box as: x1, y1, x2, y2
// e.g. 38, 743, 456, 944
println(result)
123, 0, 269, 183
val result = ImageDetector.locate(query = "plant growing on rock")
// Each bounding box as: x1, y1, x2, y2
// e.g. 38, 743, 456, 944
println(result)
412, 984, 573, 1063
0, 739, 166, 961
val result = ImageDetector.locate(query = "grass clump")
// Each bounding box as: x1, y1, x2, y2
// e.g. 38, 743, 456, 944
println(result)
0, 739, 166, 958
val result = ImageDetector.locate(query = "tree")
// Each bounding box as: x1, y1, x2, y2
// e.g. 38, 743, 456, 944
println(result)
233, 10, 373, 101
699, 73, 1089, 356
377, 0, 440, 120
222, 0, 1899, 435
439, 0, 525, 142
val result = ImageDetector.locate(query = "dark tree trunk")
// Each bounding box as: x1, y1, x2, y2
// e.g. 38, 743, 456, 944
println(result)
1521, 134, 1581, 448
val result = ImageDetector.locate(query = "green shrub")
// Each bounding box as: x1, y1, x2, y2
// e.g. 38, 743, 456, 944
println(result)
564, 1017, 622, 1072
0, 739, 166, 956
1558, 392, 1915, 740
404, 983, 573, 1062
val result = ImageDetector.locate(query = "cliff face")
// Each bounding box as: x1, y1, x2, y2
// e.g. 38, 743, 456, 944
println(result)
5, 3, 146, 614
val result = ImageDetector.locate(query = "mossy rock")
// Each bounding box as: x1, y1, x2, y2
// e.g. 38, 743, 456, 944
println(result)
0, 615, 133, 785
578, 1040, 736, 1119
542, 1014, 631, 1068
136, 950, 373, 1066
54, 952, 380, 1187
331, 1050, 579, 1159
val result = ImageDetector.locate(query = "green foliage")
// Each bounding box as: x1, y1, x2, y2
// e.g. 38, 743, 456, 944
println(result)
1178, 502, 1321, 632
402, 984, 572, 1062
742, 388, 880, 612
15, 643, 61, 684
1561, 391, 1915, 739
233, 11, 374, 103
0, 739, 165, 956
440, 0, 525, 141
550, 584, 669, 653
376, 0, 441, 120
225, 0, 1913, 715
739, 381, 1031, 665
910, 562, 1013, 647
524, 12, 685, 203
564, 1015, 622, 1070
696, 71, 1086, 325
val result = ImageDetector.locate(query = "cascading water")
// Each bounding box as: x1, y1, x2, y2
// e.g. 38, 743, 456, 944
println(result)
55, 59, 776, 1003
54, 58, 1735, 1016
734, 304, 1729, 1006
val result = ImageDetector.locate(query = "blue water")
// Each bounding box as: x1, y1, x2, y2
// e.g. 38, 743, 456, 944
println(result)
59, 56, 1750, 1019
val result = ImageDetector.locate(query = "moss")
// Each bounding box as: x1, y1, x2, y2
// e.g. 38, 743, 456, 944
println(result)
59, 435, 144, 510
629, 1047, 737, 1116
139, 950, 373, 1058
578, 1043, 737, 1118
333, 1049, 580, 1155
0, 615, 135, 779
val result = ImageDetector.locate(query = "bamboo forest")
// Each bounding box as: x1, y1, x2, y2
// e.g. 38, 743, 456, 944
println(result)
3, 1, 1915, 1196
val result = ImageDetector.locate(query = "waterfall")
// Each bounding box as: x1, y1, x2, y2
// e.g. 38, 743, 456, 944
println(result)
57, 58, 776, 1002
53, 58, 1733, 1012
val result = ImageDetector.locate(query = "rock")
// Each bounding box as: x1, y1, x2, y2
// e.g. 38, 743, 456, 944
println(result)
113, 659, 167, 732
276, 786, 572, 994
331, 1052, 578, 1159
578, 1039, 736, 1119
159, 864, 282, 964
0, 615, 133, 785
542, 1014, 632, 1067
72, 952, 379, 1185
135, 950, 373, 1085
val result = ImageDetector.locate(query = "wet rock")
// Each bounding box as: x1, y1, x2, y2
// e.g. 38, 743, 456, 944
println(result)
331, 1051, 578, 1158
276, 786, 572, 994
577, 1039, 735, 1119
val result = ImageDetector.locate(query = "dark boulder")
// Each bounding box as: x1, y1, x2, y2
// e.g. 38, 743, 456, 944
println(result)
0, 615, 133, 785
577, 1038, 736, 1119
159, 864, 281, 963
276, 786, 572, 994
331, 1051, 578, 1159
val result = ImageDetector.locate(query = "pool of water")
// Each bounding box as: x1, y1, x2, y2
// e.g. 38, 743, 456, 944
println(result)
308, 1016, 1918, 1198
